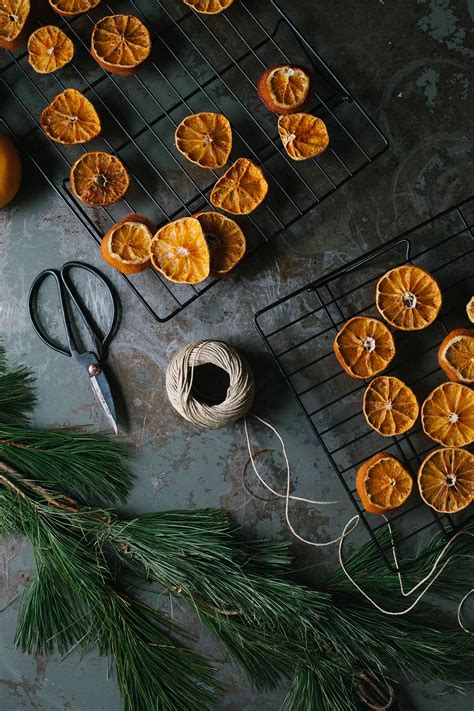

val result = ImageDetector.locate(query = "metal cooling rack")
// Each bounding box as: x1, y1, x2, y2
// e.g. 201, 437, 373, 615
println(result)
0, 0, 387, 322
255, 198, 474, 572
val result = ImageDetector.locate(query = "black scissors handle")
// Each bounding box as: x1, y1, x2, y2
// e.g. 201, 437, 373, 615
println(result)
28, 261, 119, 359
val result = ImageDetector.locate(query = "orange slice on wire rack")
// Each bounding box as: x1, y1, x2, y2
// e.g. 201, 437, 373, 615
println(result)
40, 89, 101, 145
421, 381, 474, 447
194, 211, 246, 276
356, 452, 413, 515
210, 158, 268, 215
278, 113, 329, 161
100, 213, 155, 275
467, 297, 474, 323
70, 151, 130, 207
175, 113, 232, 169
28, 26, 74, 74
333, 316, 396, 379
91, 14, 151, 77
376, 265, 442, 331
438, 329, 474, 384
258, 64, 311, 115
150, 217, 210, 284
363, 376, 419, 436
0, 0, 30, 50
418, 447, 473, 514
183, 0, 233, 14
49, 0, 100, 17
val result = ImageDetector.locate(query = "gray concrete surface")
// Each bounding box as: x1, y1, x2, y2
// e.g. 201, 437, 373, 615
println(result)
1, 0, 473, 709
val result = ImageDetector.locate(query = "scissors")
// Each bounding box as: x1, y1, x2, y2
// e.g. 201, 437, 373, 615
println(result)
28, 261, 120, 434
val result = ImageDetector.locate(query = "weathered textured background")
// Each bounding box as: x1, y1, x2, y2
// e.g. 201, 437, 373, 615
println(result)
1, 0, 473, 709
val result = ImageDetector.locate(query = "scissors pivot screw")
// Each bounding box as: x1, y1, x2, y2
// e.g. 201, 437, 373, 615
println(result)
88, 363, 102, 377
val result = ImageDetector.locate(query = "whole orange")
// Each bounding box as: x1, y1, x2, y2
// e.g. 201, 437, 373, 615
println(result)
0, 135, 22, 208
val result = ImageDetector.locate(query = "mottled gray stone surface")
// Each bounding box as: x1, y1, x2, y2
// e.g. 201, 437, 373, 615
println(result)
0, 0, 473, 709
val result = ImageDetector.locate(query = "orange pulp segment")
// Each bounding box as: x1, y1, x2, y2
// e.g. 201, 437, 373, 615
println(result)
40, 89, 101, 145
0, 0, 30, 49
150, 217, 210, 284
175, 112, 232, 169
258, 64, 311, 115
278, 113, 329, 161
100, 214, 155, 275
376, 265, 442, 331
333, 316, 396, 379
70, 151, 130, 207
210, 157, 268, 215
28, 26, 74, 74
49, 0, 100, 17
356, 452, 413, 515
438, 329, 473, 384
194, 211, 246, 276
421, 382, 474, 447
418, 447, 473, 513
91, 14, 151, 76
363, 376, 419, 436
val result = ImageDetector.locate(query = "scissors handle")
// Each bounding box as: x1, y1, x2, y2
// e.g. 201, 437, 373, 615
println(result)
28, 269, 76, 357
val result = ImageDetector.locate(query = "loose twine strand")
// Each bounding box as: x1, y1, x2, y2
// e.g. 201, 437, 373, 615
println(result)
165, 341, 472, 631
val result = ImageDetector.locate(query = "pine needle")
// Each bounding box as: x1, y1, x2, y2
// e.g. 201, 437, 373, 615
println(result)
0, 346, 36, 425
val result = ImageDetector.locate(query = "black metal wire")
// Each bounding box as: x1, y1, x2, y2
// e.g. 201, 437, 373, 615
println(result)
255, 198, 474, 572
0, 0, 387, 322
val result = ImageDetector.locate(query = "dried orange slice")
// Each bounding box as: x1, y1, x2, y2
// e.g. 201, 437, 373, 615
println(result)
91, 14, 151, 77
258, 64, 311, 115
333, 316, 395, 379
356, 453, 413, 515
40, 89, 101, 145
49, 0, 100, 17
150, 217, 210, 284
70, 151, 129, 207
183, 0, 233, 13
175, 113, 232, 169
421, 382, 474, 447
363, 376, 419, 436
418, 447, 473, 514
0, 0, 30, 49
28, 26, 74, 74
100, 213, 155, 275
210, 158, 268, 215
278, 114, 329, 161
467, 297, 474, 324
376, 265, 442, 331
194, 211, 246, 276
438, 329, 473, 384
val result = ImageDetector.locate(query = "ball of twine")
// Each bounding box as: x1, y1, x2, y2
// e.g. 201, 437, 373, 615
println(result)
166, 340, 255, 430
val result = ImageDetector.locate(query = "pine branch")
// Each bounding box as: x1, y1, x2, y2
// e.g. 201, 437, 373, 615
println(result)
0, 346, 36, 426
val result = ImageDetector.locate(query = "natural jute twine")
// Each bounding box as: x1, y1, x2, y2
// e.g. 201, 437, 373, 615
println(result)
166, 340, 255, 430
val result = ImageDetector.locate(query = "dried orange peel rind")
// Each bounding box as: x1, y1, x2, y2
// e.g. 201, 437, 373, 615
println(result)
175, 113, 232, 169
258, 64, 311, 115
333, 316, 396, 379
278, 113, 329, 161
376, 265, 442, 331
356, 452, 413, 515
70, 151, 130, 207
28, 26, 74, 74
0, 0, 30, 50
210, 157, 268, 215
363, 376, 419, 436
40, 89, 101, 145
438, 329, 473, 384
150, 217, 210, 284
418, 447, 473, 514
101, 213, 155, 275
91, 14, 151, 76
194, 211, 246, 276
183, 0, 233, 14
421, 381, 474, 447
49, 0, 100, 17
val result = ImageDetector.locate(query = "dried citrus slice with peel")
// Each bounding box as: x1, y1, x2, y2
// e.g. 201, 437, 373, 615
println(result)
49, 0, 100, 17
91, 14, 151, 77
101, 213, 155, 275
258, 65, 311, 115
0, 0, 30, 49
467, 297, 474, 324
40, 89, 101, 145
28, 26, 74, 74
175, 113, 232, 169
421, 382, 474, 447
183, 0, 233, 14
363, 376, 419, 436
357, 453, 413, 515
438, 329, 473, 384
150, 217, 210, 284
194, 211, 246, 276
278, 114, 329, 161
333, 316, 395, 379
70, 152, 129, 207
418, 447, 473, 514
210, 158, 268, 215
376, 265, 442, 331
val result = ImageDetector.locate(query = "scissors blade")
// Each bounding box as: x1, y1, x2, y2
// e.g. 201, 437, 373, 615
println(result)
90, 371, 118, 434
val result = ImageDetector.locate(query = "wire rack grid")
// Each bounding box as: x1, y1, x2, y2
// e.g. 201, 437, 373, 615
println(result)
0, 0, 388, 322
254, 198, 474, 572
